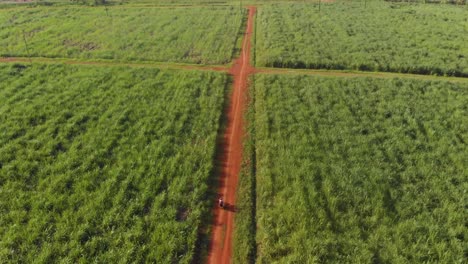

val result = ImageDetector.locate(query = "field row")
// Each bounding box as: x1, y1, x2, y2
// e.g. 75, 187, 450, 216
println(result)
255, 3, 468, 76
0, 63, 227, 263
235, 74, 467, 263
0, 6, 244, 64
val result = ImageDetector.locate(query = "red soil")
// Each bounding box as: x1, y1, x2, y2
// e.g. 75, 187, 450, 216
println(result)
207, 6, 256, 264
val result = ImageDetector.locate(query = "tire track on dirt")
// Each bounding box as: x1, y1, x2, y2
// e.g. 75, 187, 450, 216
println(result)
0, 57, 228, 72
2, 57, 465, 83
207, 6, 255, 264
255, 67, 468, 83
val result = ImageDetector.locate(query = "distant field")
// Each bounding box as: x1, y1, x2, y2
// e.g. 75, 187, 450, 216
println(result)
0, 63, 227, 262
256, 3, 468, 76
0, 6, 244, 64
253, 75, 467, 262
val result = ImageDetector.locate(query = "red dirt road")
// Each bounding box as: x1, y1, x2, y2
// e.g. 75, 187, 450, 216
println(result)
207, 6, 255, 264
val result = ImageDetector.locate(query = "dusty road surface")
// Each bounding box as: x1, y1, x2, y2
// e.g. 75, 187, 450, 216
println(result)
207, 6, 256, 264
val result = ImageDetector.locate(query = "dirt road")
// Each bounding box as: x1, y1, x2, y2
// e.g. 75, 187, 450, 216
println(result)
0, 57, 229, 72
207, 6, 255, 264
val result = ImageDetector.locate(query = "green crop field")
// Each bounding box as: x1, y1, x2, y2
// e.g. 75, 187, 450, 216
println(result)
1, 1, 467, 263
0, 63, 228, 262
0, 6, 244, 64
251, 74, 467, 263
256, 3, 468, 76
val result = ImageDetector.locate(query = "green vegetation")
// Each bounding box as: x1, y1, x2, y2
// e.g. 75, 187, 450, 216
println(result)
0, 6, 244, 64
253, 74, 467, 263
1, 1, 467, 263
385, 0, 466, 4
256, 3, 468, 76
0, 63, 228, 262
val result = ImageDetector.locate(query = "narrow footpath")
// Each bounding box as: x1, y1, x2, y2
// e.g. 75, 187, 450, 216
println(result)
207, 6, 256, 264
0, 57, 229, 72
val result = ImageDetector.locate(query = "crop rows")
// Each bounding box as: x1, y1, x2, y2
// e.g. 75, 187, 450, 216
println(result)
256, 3, 468, 76
252, 74, 467, 263
0, 63, 228, 263
0, 6, 244, 64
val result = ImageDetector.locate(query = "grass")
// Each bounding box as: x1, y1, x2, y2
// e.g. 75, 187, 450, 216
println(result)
0, 6, 245, 64
0, 63, 228, 263
252, 74, 467, 263
1, 1, 467, 263
256, 2, 468, 76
